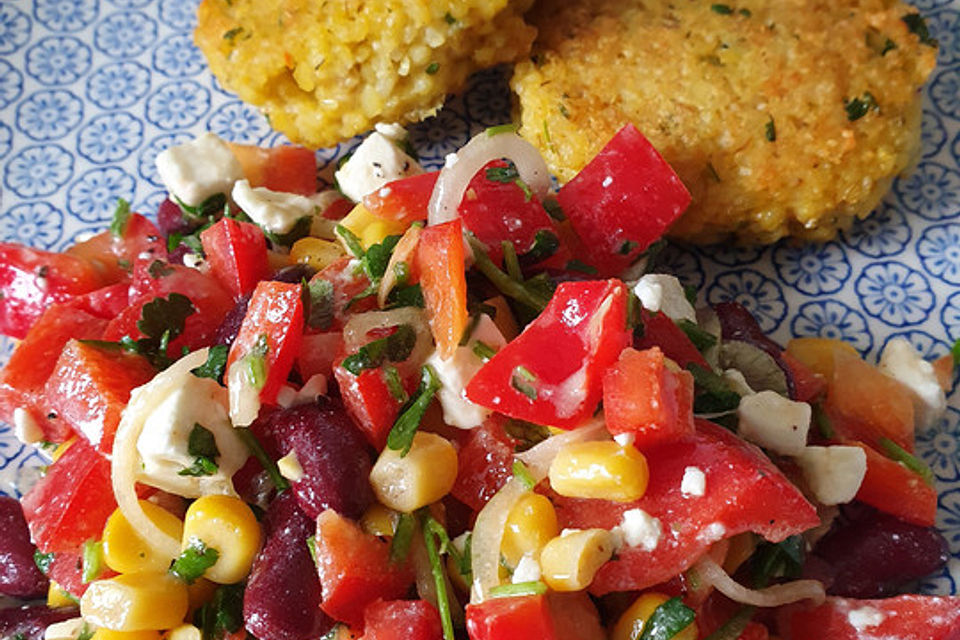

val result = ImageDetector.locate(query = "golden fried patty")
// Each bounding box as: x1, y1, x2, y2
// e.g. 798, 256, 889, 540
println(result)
196, 0, 536, 149
512, 0, 937, 244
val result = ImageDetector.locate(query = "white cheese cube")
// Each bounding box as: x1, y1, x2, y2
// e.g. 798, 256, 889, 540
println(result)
511, 552, 542, 584
797, 445, 867, 506
681, 466, 706, 497
879, 338, 947, 430
847, 606, 885, 631
232, 179, 318, 235
613, 508, 662, 551
13, 407, 43, 445
335, 131, 422, 202
426, 314, 507, 429
156, 132, 243, 208
633, 274, 697, 324
737, 391, 811, 456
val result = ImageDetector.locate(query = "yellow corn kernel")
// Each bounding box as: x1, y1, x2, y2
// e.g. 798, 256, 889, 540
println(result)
501, 493, 559, 568
369, 432, 458, 513
360, 503, 398, 538
290, 237, 345, 271
548, 441, 649, 502
338, 204, 406, 249
47, 581, 77, 608
611, 592, 698, 640
92, 630, 163, 640
103, 501, 184, 575
81, 572, 188, 631
164, 624, 202, 640
181, 495, 262, 584
785, 337, 858, 379
539, 528, 616, 592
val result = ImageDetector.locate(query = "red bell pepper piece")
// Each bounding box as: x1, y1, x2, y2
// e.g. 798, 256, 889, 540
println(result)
44, 340, 156, 454
363, 171, 439, 224
603, 346, 695, 447
200, 217, 270, 299
776, 595, 960, 640
361, 600, 442, 640
465, 280, 630, 429
314, 510, 414, 628
417, 218, 469, 359
551, 419, 819, 595
229, 143, 318, 196
227, 280, 305, 405
849, 440, 937, 527
633, 309, 710, 370
466, 595, 557, 640
450, 417, 516, 511
556, 124, 690, 276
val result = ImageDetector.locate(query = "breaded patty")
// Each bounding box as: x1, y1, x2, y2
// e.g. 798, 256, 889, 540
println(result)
196, 0, 536, 149
512, 0, 937, 244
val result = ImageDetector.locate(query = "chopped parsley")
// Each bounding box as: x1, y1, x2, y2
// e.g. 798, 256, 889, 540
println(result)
845, 92, 879, 121
711, 3, 734, 14
386, 365, 441, 456
191, 344, 230, 383
485, 161, 533, 202
426, 62, 440, 75
390, 513, 416, 563
676, 319, 718, 352
512, 459, 536, 490
342, 324, 417, 375
179, 423, 221, 477
511, 365, 538, 401
901, 13, 937, 47
444, 11, 456, 25
34, 550, 54, 575
109, 198, 131, 237
542, 197, 565, 221
171, 538, 220, 584
194, 583, 245, 640
565, 259, 598, 275
636, 597, 696, 640
306, 279, 335, 330
765, 116, 777, 142
81, 539, 105, 583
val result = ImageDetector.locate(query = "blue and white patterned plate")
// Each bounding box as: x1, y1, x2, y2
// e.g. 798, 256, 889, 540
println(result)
0, 0, 958, 595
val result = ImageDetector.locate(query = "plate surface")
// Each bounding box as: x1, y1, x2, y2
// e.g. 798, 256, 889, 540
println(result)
0, 0, 958, 594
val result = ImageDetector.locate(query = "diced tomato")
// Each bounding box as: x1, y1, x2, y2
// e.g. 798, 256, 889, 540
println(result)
556, 124, 691, 276
21, 440, 117, 553
229, 143, 318, 195
298, 332, 345, 380
310, 257, 376, 329
458, 161, 570, 269
0, 303, 108, 442
361, 600, 442, 640
43, 340, 156, 454
466, 595, 557, 640
603, 346, 695, 447
200, 217, 270, 299
363, 171, 439, 224
72, 282, 131, 320
466, 280, 630, 429
417, 218, 468, 359
450, 417, 516, 511
65, 213, 167, 283
227, 281, 304, 404
314, 510, 414, 628
849, 440, 937, 527
333, 365, 402, 450
551, 420, 819, 595
0, 244, 106, 339
780, 350, 826, 403
633, 309, 710, 370
776, 595, 960, 640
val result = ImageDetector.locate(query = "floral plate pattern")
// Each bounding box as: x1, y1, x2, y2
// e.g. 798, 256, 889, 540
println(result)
0, 0, 959, 594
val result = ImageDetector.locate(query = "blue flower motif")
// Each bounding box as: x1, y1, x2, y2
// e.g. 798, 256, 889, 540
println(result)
918, 223, 960, 285
77, 112, 143, 164
137, 190, 169, 218
464, 71, 513, 127
138, 132, 192, 186
654, 244, 704, 291
0, 423, 25, 477
918, 561, 957, 597
0, 123, 11, 160
0, 336, 14, 366
207, 101, 270, 144
701, 244, 764, 267
86, 61, 151, 110
152, 34, 205, 78
16, 90, 84, 142
0, 201, 63, 248
146, 81, 209, 130
929, 71, 960, 120
918, 407, 960, 483
0, 4, 31, 54
25, 36, 91, 85
910, 0, 953, 9
159, 0, 196, 30
94, 11, 157, 58
941, 291, 960, 342
409, 111, 470, 168
841, 201, 911, 257
790, 300, 872, 354
4, 144, 73, 198
922, 109, 947, 158
706, 269, 786, 334
855, 262, 934, 326
938, 487, 960, 555
929, 10, 959, 67
0, 59, 23, 109
894, 161, 960, 221
34, 0, 97, 32
773, 241, 849, 295
109, 0, 151, 7
67, 167, 136, 222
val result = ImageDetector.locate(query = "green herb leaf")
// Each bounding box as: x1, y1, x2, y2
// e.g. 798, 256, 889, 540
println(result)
711, 3, 734, 14
703, 605, 755, 640
81, 539, 105, 583
34, 550, 54, 575
519, 230, 560, 267
148, 260, 174, 279
177, 193, 227, 221
420, 514, 456, 640
263, 215, 314, 247
749, 536, 804, 589
390, 513, 416, 563
676, 319, 718, 352
306, 535, 317, 563
512, 459, 536, 490
109, 198, 131, 237
335, 224, 365, 258
342, 324, 417, 375
426, 62, 440, 75
468, 235, 553, 312
565, 259, 598, 275
195, 583, 245, 640
542, 197, 565, 221
472, 340, 497, 362
901, 13, 937, 47
765, 116, 777, 142
171, 538, 220, 584
879, 436, 935, 485
386, 282, 425, 309
485, 123, 519, 137
485, 161, 533, 201
812, 402, 834, 439
951, 337, 960, 368
387, 365, 441, 456
511, 365, 538, 401
77, 623, 95, 640
637, 596, 697, 640
489, 581, 548, 598
178, 423, 221, 477
306, 279, 335, 330
845, 92, 879, 121
191, 344, 229, 382
236, 428, 289, 491
444, 11, 456, 25
362, 235, 402, 282
687, 363, 741, 415
138, 292, 195, 344
383, 365, 409, 403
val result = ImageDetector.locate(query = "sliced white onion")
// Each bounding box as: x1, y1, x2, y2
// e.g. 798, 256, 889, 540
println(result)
411, 532, 439, 607
470, 476, 529, 604
516, 416, 609, 480
342, 307, 432, 366
694, 555, 826, 608
111, 350, 211, 561
427, 131, 551, 226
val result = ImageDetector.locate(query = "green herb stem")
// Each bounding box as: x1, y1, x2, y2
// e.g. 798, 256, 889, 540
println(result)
236, 428, 290, 491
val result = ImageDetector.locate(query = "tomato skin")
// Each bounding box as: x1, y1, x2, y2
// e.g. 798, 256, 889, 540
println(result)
200, 217, 270, 299
450, 417, 516, 511
298, 332, 344, 380
417, 218, 469, 359
333, 365, 402, 451
363, 171, 439, 224
556, 124, 690, 276
72, 282, 132, 320
466, 595, 557, 640
551, 420, 818, 595
361, 600, 442, 640
43, 340, 156, 454
229, 143, 318, 195
633, 309, 710, 370
227, 281, 305, 405
65, 213, 167, 282
314, 510, 414, 628
465, 280, 630, 429
776, 595, 960, 640
848, 440, 937, 527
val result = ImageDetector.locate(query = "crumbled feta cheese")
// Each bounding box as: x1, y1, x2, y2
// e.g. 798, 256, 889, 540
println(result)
156, 132, 243, 207
737, 391, 811, 456
232, 179, 318, 235
613, 432, 636, 448
13, 407, 43, 445
44, 617, 87, 640
182, 252, 205, 270
613, 508, 662, 551
723, 369, 755, 396
797, 445, 867, 506
698, 522, 726, 543
278, 449, 305, 483
847, 606, 885, 631
335, 131, 423, 201
426, 314, 507, 428
633, 274, 697, 324
511, 552, 542, 584
879, 338, 947, 429
681, 466, 706, 497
